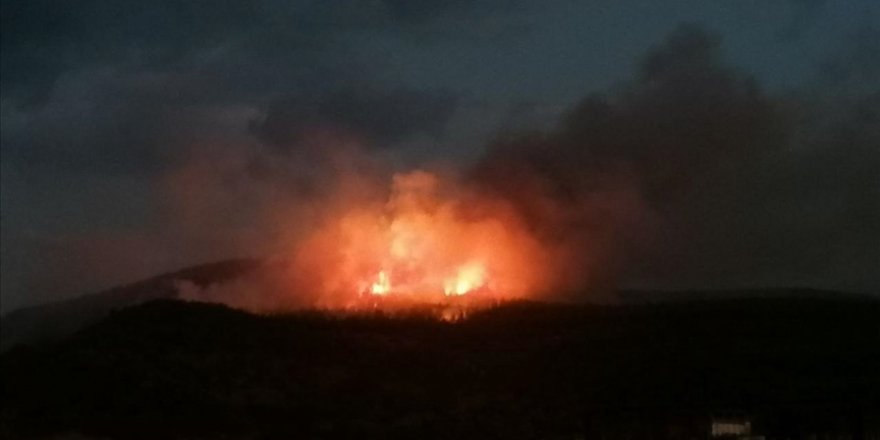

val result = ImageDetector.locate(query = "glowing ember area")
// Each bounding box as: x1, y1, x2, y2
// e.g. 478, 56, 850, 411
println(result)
294, 170, 549, 305
366, 260, 487, 297
370, 270, 391, 295
444, 262, 486, 296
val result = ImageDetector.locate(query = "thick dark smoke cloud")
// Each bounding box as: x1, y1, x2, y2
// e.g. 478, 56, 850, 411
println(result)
472, 24, 879, 292
2, 0, 878, 312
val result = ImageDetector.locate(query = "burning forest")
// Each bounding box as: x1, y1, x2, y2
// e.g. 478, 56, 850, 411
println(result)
175, 162, 609, 315
293, 169, 552, 307
3, 3, 879, 438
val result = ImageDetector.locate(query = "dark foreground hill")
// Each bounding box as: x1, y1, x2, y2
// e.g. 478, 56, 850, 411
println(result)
2, 298, 879, 439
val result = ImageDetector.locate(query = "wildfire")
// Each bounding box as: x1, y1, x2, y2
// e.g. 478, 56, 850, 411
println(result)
294, 170, 549, 306
365, 260, 487, 298
443, 262, 486, 296
370, 270, 391, 295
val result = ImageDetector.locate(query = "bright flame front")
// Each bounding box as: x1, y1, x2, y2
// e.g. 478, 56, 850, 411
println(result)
364, 260, 487, 298
370, 270, 391, 295
443, 262, 486, 296
295, 170, 548, 304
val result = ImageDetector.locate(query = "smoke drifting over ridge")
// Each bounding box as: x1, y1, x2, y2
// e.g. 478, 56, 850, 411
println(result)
471, 25, 787, 290
175, 24, 878, 311
3, 14, 878, 312
470, 24, 878, 293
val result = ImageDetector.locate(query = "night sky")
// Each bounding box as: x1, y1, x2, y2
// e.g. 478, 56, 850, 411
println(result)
2, 0, 878, 313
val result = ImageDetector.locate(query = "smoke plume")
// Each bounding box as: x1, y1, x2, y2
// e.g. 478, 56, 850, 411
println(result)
174, 23, 880, 311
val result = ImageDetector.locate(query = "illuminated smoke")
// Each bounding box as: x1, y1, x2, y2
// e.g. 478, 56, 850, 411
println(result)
290, 169, 555, 308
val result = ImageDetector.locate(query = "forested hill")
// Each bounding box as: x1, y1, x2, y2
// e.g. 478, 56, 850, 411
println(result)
2, 297, 879, 438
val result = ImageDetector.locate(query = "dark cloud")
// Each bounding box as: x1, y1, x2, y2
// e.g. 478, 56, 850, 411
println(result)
777, 0, 827, 40
0, 0, 468, 178
381, 0, 484, 23
471, 24, 783, 225
0, 68, 257, 177
2, 1, 878, 312
818, 24, 880, 92
0, 0, 266, 104
469, 24, 879, 292
0, 0, 515, 105
252, 86, 459, 152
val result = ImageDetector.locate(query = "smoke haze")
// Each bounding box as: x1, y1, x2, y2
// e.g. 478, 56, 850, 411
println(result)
2, 1, 878, 312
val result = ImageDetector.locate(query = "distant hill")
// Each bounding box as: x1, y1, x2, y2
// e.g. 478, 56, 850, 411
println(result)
2, 298, 879, 438
2, 256, 873, 351
0, 259, 262, 350
614, 287, 874, 303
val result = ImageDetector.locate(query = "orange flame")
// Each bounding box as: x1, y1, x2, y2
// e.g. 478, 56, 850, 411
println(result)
443, 262, 486, 296
370, 270, 391, 295
294, 170, 549, 305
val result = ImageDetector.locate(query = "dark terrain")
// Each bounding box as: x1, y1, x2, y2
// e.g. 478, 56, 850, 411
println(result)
0, 259, 263, 350
2, 295, 879, 439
